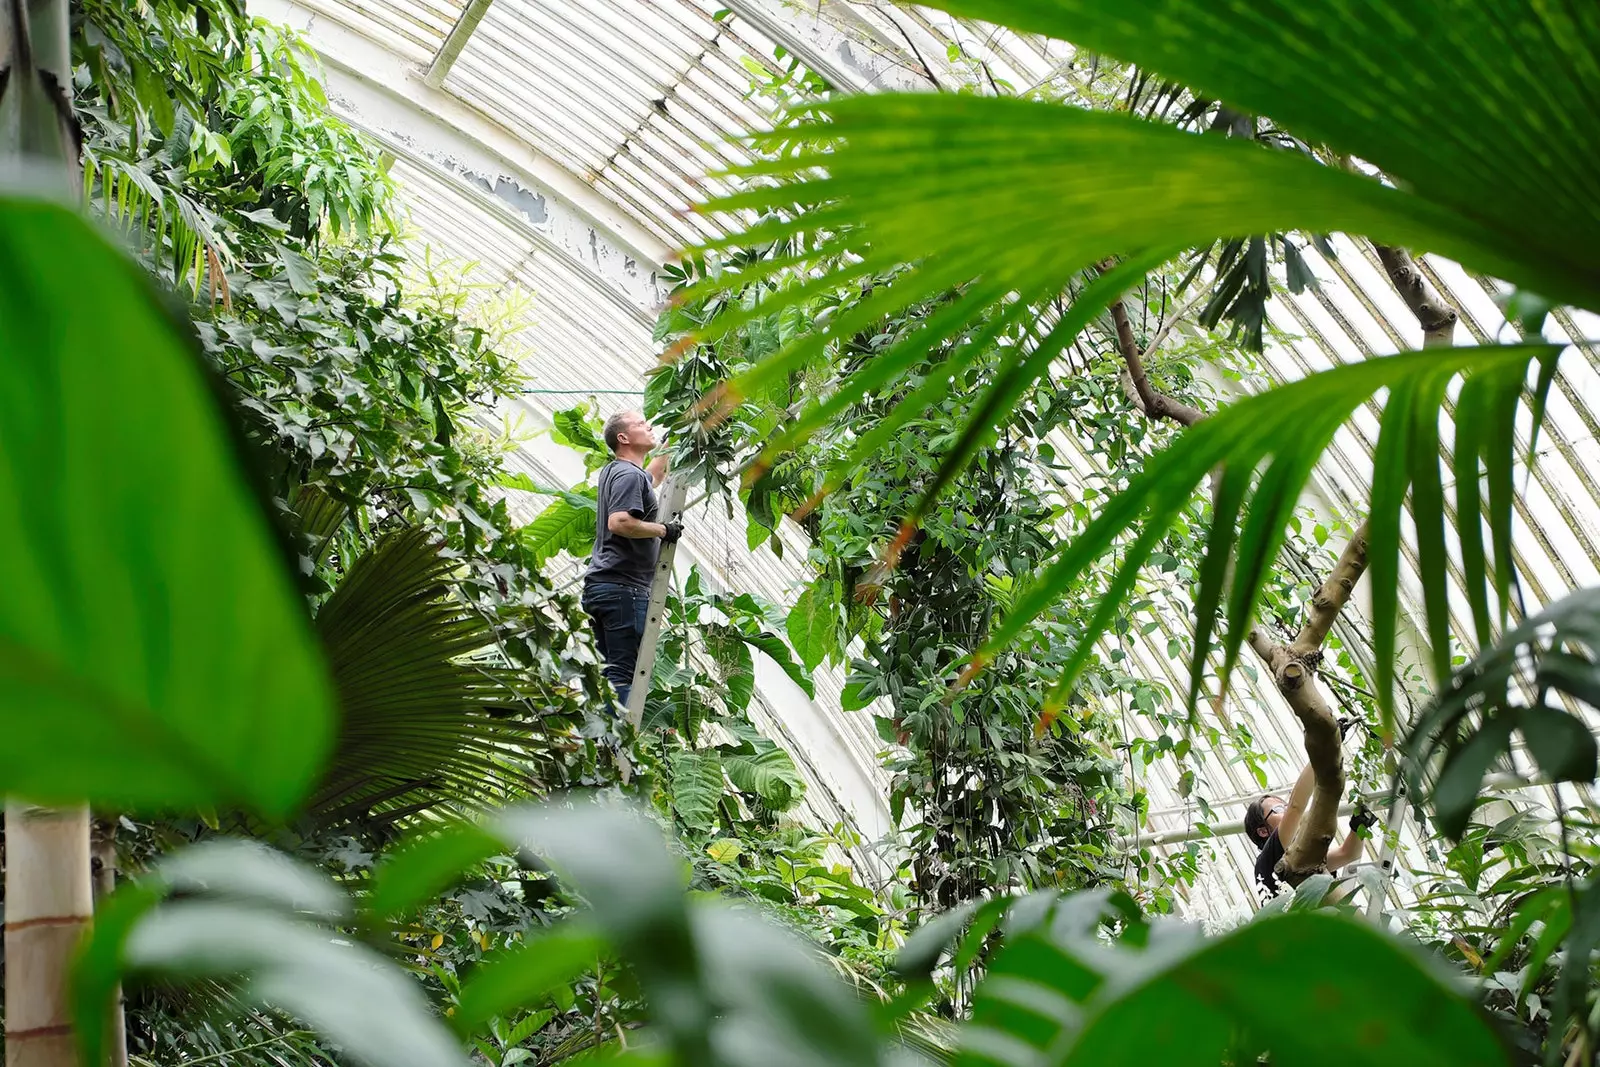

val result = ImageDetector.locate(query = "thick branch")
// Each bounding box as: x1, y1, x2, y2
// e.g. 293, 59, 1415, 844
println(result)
1372, 244, 1457, 346
1110, 300, 1205, 427
1109, 283, 1351, 885
1289, 521, 1370, 657
1249, 632, 1346, 879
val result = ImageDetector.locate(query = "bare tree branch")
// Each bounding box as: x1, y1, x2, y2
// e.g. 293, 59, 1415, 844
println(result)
1373, 244, 1458, 346
1110, 300, 1205, 426
1290, 522, 1370, 656
1108, 278, 1376, 885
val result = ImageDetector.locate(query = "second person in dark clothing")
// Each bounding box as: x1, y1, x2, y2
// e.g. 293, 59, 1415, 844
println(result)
581, 410, 681, 710
1244, 759, 1376, 901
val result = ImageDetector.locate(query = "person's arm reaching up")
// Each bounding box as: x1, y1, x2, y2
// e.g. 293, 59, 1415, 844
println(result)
1326, 802, 1378, 869
1325, 832, 1363, 869
1276, 762, 1316, 852
647, 451, 669, 487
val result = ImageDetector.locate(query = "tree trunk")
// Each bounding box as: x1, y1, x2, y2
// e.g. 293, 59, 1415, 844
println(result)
2, 4, 105, 1066
4, 804, 93, 1067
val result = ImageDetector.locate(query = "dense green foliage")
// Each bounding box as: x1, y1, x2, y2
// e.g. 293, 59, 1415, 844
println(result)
74, 0, 617, 803
652, 256, 1140, 917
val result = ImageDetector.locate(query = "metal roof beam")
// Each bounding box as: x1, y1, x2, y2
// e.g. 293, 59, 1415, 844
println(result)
425, 0, 495, 89
717, 0, 928, 92
256, 0, 675, 294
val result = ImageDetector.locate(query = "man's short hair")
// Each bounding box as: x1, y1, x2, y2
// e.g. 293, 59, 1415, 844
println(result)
604, 411, 636, 453
1243, 796, 1270, 851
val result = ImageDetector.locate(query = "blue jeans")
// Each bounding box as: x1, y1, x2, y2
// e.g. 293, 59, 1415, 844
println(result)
582, 581, 650, 709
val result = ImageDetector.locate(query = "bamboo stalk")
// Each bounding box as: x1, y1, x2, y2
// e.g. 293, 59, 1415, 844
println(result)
4, 803, 93, 1067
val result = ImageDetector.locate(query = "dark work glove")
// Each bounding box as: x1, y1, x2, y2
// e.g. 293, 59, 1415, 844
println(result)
1349, 801, 1379, 834
1337, 715, 1360, 738
660, 521, 684, 544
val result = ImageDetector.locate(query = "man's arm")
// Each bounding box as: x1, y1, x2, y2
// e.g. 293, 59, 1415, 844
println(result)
646, 452, 669, 487
608, 511, 667, 539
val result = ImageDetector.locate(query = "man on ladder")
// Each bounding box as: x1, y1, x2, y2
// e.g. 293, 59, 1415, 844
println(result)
581, 410, 682, 711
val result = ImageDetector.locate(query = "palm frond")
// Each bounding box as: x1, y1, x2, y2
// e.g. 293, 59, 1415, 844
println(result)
961, 344, 1559, 724
1405, 585, 1600, 841
681, 1, 1596, 723
921, 0, 1599, 304
308, 528, 549, 825
84, 149, 235, 296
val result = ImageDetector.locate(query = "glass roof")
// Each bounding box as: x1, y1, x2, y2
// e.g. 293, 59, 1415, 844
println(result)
256, 0, 1600, 922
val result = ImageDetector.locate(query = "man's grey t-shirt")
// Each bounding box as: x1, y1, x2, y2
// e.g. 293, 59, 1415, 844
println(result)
586, 459, 658, 589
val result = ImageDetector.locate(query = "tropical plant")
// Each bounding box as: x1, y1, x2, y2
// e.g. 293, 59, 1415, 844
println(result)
74, 0, 618, 809
75, 801, 1518, 1067
654, 251, 1212, 921
685, 0, 1597, 719
305, 527, 575, 831
1400, 585, 1600, 1055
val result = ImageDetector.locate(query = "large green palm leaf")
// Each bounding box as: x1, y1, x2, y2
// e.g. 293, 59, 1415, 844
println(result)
688, 0, 1598, 714
308, 528, 547, 826
930, 0, 1599, 291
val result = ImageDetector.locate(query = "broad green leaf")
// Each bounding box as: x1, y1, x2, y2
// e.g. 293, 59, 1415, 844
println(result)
840, 675, 873, 712
962, 910, 1507, 1067
670, 750, 725, 831
0, 197, 332, 814
741, 629, 815, 698
787, 577, 840, 671
705, 838, 744, 864
274, 242, 317, 295
552, 406, 605, 455
364, 820, 504, 921
523, 495, 595, 565
917, 0, 1600, 312
723, 743, 805, 811
452, 926, 607, 1036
